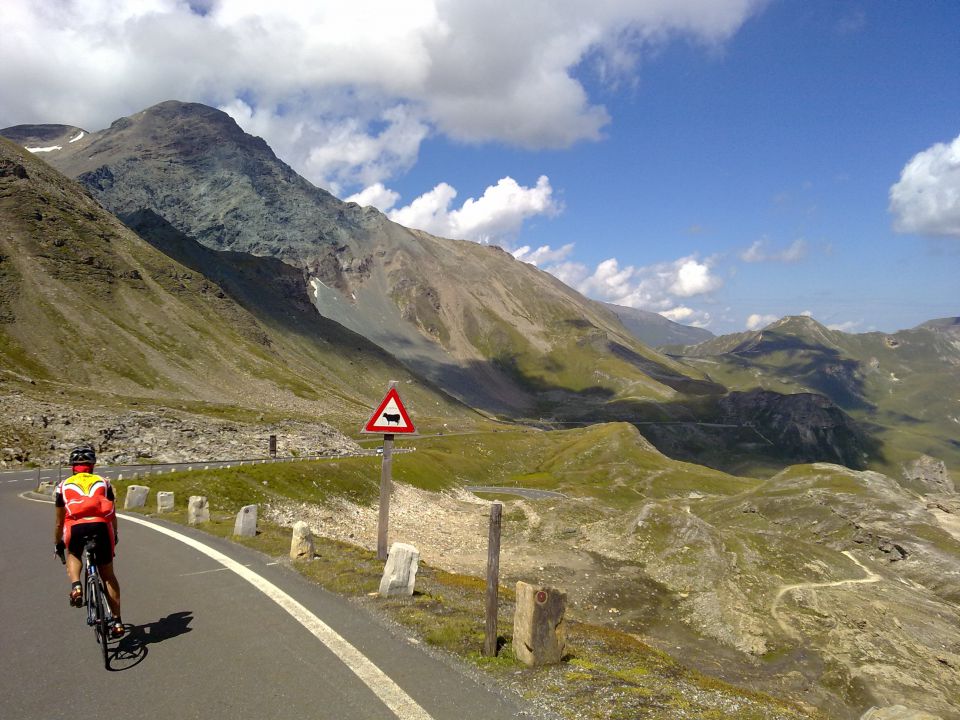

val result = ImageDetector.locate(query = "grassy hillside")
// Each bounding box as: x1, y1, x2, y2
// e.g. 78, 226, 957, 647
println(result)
0, 137, 470, 431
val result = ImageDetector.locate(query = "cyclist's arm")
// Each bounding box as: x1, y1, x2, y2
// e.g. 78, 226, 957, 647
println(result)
106, 483, 118, 543
54, 505, 65, 545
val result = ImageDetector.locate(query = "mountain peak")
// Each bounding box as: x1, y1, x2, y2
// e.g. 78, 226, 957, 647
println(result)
768, 315, 829, 332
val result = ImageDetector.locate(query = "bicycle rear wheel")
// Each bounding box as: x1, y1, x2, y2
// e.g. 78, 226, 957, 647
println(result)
91, 579, 110, 669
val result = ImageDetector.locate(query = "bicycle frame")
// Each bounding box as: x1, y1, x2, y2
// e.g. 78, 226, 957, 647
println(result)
82, 538, 113, 668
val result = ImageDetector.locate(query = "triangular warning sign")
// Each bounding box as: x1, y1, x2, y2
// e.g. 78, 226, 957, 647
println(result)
363, 387, 416, 434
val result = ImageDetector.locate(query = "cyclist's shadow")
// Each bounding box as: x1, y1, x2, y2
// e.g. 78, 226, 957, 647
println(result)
109, 611, 193, 671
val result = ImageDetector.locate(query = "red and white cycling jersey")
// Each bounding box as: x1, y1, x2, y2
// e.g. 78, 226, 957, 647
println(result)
55, 472, 116, 547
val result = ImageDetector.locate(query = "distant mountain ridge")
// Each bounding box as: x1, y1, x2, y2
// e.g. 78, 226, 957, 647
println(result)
665, 314, 960, 475
1, 104, 881, 473
604, 303, 714, 347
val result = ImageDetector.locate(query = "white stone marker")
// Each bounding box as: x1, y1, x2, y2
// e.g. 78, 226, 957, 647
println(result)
233, 504, 257, 537
124, 485, 150, 510
187, 496, 209, 525
290, 521, 315, 561
379, 542, 420, 597
157, 491, 175, 513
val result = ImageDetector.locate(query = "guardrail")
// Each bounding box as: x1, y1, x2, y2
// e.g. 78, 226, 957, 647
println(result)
30, 450, 385, 490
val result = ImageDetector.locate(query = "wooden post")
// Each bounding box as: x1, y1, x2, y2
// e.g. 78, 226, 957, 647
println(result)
484, 502, 503, 657
377, 433, 394, 561
269, 435, 277, 458
35, 467, 41, 491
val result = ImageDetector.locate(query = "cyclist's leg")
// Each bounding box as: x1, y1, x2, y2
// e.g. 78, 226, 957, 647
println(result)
64, 524, 83, 584
98, 561, 121, 619
65, 524, 86, 605
65, 553, 82, 583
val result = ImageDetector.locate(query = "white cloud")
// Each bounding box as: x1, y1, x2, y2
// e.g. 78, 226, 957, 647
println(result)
513, 244, 575, 266
344, 183, 401, 212
741, 237, 808, 263
659, 306, 711, 327
387, 176, 559, 244
670, 258, 723, 296
1, 0, 765, 193
889, 133, 960, 238
543, 254, 722, 319
661, 306, 694, 321
387, 182, 459, 235
746, 313, 778, 330
827, 319, 862, 332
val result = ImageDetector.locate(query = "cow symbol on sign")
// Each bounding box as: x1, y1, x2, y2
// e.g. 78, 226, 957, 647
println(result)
382, 413, 401, 426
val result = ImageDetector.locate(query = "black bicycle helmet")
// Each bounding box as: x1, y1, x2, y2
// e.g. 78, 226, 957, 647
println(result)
68, 444, 96, 465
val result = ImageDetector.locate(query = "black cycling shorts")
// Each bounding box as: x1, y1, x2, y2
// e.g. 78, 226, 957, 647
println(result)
67, 521, 114, 565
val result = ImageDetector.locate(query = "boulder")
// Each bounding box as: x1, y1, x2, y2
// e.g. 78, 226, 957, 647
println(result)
290, 521, 315, 561
124, 485, 149, 509
378, 542, 419, 597
157, 491, 174, 513
233, 504, 257, 537
902, 456, 954, 494
187, 495, 209, 525
513, 582, 567, 666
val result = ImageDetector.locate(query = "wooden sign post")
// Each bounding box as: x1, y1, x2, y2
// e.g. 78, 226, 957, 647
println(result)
377, 433, 394, 561
484, 501, 503, 657
362, 382, 416, 562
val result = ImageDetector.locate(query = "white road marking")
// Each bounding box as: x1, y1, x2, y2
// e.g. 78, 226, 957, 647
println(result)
120, 513, 433, 720
179, 567, 232, 577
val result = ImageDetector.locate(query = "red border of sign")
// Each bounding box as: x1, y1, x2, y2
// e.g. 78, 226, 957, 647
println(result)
363, 387, 416, 434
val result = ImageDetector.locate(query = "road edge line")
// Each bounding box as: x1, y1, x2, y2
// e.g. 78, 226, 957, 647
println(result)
119, 513, 433, 720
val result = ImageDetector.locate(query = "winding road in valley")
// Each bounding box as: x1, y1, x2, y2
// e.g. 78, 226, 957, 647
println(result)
0, 469, 529, 720
771, 551, 882, 640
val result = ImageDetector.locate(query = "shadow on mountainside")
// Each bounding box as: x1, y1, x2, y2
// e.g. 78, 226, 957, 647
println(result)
607, 341, 727, 396
730, 332, 875, 412
554, 390, 884, 476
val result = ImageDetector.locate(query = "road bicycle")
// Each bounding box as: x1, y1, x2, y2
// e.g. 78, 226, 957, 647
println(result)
57, 537, 114, 668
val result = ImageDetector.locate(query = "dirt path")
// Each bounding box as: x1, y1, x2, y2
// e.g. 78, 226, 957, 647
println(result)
771, 551, 882, 639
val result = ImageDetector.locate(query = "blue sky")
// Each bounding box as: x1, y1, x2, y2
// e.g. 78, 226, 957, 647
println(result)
3, 0, 958, 334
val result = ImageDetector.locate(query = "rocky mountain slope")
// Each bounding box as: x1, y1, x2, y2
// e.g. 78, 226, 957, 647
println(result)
0, 135, 471, 461
663, 315, 960, 476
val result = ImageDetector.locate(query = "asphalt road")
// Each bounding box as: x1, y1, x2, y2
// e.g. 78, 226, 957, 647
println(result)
0, 473, 531, 720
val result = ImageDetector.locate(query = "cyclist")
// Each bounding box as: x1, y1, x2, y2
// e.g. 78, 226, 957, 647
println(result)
54, 444, 124, 638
